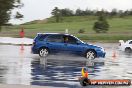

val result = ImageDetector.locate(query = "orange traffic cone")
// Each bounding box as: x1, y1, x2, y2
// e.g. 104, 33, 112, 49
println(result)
112, 50, 116, 58
84, 71, 89, 78
20, 43, 24, 50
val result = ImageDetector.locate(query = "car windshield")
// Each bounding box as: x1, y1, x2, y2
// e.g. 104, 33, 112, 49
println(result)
72, 35, 85, 44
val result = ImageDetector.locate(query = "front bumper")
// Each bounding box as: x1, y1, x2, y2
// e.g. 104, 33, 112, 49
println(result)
97, 51, 106, 58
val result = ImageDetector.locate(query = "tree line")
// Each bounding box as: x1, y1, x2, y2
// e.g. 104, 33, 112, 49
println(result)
52, 7, 132, 18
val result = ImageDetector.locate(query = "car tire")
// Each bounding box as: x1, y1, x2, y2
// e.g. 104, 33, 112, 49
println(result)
85, 50, 97, 60
39, 48, 49, 57
125, 47, 132, 53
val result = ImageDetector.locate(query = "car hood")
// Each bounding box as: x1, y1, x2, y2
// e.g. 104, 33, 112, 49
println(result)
84, 43, 103, 49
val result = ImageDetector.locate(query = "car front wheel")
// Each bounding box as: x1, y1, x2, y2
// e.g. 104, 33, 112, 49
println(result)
39, 48, 49, 57
85, 50, 96, 60
125, 47, 132, 53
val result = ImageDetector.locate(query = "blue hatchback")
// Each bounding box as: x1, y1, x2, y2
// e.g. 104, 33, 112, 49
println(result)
32, 33, 105, 59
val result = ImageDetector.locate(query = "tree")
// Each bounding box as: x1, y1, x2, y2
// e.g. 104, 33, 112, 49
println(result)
93, 14, 109, 33
110, 8, 117, 17
85, 8, 93, 15
75, 8, 83, 16
51, 7, 62, 22
118, 10, 125, 18
15, 12, 24, 19
61, 8, 74, 16
0, 0, 23, 31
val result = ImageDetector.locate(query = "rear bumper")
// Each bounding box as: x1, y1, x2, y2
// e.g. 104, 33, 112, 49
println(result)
31, 46, 39, 54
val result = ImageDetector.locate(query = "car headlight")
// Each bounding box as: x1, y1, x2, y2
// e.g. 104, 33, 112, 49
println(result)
101, 48, 105, 52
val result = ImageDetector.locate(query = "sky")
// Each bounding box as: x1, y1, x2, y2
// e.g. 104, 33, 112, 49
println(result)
9, 0, 132, 24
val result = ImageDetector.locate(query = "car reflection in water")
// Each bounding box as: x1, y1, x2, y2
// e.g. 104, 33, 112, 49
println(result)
30, 55, 105, 87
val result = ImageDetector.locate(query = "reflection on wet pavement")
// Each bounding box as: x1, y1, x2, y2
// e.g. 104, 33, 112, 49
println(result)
0, 44, 132, 88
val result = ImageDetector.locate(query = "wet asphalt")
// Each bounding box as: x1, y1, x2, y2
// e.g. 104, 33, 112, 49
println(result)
0, 43, 132, 88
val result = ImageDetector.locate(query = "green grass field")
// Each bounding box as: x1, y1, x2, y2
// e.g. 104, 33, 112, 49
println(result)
0, 16, 132, 42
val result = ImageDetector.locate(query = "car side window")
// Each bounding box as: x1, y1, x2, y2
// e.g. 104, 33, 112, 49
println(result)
46, 35, 63, 43
64, 36, 77, 44
129, 41, 132, 44
39, 35, 48, 41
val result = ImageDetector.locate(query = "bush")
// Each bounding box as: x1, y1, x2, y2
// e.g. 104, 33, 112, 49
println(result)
93, 15, 109, 33
78, 28, 85, 33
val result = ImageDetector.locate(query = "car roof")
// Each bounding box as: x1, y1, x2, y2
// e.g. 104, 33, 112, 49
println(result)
127, 40, 132, 42
36, 33, 85, 43
37, 33, 71, 36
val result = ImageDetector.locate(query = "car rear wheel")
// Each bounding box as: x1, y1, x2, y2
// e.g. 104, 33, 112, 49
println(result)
85, 50, 96, 60
39, 48, 49, 57
125, 48, 132, 53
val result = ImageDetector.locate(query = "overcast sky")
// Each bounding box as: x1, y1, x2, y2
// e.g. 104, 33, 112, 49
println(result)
9, 0, 132, 24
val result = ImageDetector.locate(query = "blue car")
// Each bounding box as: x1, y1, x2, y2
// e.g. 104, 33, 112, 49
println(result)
32, 33, 105, 59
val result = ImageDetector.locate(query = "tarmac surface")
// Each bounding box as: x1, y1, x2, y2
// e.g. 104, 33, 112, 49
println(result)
0, 84, 49, 88
0, 43, 132, 88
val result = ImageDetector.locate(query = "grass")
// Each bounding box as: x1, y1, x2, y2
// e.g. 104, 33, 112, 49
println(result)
0, 16, 132, 42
